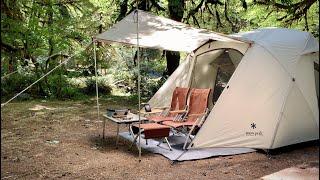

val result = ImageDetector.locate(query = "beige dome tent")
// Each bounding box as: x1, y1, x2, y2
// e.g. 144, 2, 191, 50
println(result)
95, 10, 319, 150
149, 28, 319, 149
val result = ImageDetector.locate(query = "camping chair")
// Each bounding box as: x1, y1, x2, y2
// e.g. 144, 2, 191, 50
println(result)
147, 87, 190, 123
162, 88, 211, 150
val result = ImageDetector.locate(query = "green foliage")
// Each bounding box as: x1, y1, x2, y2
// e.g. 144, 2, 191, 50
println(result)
60, 86, 83, 100
1, 0, 318, 103
105, 46, 167, 98
1, 73, 37, 98
82, 77, 113, 95
47, 74, 84, 100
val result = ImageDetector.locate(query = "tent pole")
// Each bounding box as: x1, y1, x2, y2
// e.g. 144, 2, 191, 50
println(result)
135, 6, 142, 161
93, 40, 102, 139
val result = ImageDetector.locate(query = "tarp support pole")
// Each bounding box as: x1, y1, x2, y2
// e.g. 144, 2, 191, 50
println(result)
93, 40, 102, 139
135, 8, 142, 162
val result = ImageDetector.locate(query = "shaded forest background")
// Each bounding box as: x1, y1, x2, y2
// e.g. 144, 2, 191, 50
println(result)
1, 0, 319, 102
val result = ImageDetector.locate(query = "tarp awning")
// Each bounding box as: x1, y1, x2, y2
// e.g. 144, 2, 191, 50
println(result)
95, 10, 249, 52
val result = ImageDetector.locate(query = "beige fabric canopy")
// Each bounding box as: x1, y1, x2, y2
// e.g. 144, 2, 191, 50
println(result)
95, 10, 248, 52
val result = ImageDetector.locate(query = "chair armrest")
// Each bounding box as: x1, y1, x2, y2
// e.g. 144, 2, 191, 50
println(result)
152, 106, 170, 110
169, 110, 188, 114
141, 106, 170, 117
188, 113, 205, 117
140, 109, 164, 115
140, 103, 169, 110
193, 108, 210, 126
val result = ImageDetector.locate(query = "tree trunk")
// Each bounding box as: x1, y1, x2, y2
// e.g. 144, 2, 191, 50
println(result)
165, 51, 180, 75
116, 0, 129, 22
29, 55, 46, 96
8, 53, 14, 73
44, 2, 54, 96
165, 0, 185, 76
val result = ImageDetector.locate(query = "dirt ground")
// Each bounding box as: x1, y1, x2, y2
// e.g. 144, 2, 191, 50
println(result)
1, 98, 319, 179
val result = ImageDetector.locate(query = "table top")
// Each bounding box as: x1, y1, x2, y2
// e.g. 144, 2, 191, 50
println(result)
103, 113, 148, 124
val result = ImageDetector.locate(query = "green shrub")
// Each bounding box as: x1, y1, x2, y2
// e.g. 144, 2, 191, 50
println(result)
47, 74, 68, 98
139, 76, 166, 98
82, 77, 113, 95
1, 73, 38, 99
60, 86, 83, 99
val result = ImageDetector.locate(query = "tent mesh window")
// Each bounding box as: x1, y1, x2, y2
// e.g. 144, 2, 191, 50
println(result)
191, 48, 243, 107
211, 50, 239, 104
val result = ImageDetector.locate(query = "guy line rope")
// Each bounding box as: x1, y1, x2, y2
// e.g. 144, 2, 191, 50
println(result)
1, 42, 93, 108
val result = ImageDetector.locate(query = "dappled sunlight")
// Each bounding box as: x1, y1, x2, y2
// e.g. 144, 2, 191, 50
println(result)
28, 104, 56, 111
95, 10, 244, 52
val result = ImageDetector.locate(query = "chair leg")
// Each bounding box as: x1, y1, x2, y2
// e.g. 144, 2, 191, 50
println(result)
157, 138, 163, 146
171, 128, 180, 136
171, 128, 175, 135
157, 138, 172, 151
128, 125, 132, 135
164, 137, 172, 151
146, 139, 148, 145
183, 128, 193, 150
129, 133, 139, 150
183, 137, 189, 150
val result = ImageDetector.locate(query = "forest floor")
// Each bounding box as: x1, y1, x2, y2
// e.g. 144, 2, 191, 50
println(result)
1, 97, 319, 179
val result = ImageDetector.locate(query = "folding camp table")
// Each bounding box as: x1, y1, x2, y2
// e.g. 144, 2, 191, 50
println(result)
103, 113, 148, 148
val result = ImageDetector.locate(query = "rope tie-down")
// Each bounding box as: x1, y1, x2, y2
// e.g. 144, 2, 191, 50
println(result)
1, 42, 93, 108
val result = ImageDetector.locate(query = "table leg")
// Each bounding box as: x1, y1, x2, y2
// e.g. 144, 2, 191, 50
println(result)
129, 125, 135, 139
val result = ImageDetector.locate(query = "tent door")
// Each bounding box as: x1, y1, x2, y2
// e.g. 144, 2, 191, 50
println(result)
211, 51, 236, 105
190, 49, 242, 109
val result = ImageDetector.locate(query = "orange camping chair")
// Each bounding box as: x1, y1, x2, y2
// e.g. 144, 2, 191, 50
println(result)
162, 88, 211, 149
147, 87, 190, 123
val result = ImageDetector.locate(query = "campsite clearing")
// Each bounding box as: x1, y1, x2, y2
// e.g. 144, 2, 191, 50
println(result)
1, 97, 318, 179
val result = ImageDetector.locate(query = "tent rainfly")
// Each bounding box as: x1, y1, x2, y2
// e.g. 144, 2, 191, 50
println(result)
95, 10, 319, 150
95, 10, 249, 52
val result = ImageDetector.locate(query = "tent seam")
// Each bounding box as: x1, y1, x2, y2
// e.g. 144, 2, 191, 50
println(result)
295, 81, 319, 127
269, 81, 293, 149
300, 33, 311, 55
255, 43, 296, 78
292, 53, 318, 127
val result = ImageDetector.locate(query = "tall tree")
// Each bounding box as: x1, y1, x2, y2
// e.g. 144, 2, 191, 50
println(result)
1, 0, 96, 96
165, 0, 185, 76
253, 0, 318, 33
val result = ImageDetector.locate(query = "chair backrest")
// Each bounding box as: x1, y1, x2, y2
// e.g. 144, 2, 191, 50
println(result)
187, 88, 211, 121
170, 87, 190, 111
